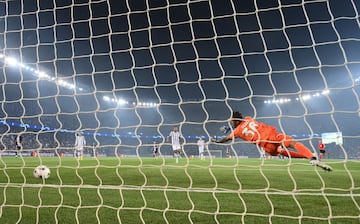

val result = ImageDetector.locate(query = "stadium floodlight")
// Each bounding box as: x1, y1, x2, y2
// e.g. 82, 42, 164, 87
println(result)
4, 56, 17, 66
103, 96, 136, 107
301, 94, 311, 101
131, 101, 159, 108
264, 90, 331, 104
19, 63, 27, 69
38, 72, 50, 79
322, 89, 330, 95
68, 83, 76, 89
0, 54, 77, 90
57, 79, 65, 85
264, 98, 291, 104
103, 96, 111, 101
116, 99, 128, 105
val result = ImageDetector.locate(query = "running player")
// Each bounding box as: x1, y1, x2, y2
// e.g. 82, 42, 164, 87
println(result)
214, 111, 332, 171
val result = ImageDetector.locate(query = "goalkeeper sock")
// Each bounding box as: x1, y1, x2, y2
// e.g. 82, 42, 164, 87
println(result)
279, 149, 307, 158
293, 142, 314, 159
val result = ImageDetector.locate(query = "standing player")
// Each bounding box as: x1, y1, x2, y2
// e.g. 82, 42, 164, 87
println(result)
197, 137, 205, 160
214, 111, 332, 171
318, 140, 326, 161
167, 127, 184, 163
152, 141, 159, 158
259, 147, 266, 160
74, 132, 86, 160
15, 134, 23, 158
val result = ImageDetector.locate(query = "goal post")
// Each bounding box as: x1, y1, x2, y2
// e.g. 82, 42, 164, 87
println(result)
0, 0, 359, 223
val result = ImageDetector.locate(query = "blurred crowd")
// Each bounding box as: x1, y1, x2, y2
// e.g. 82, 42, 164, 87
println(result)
0, 131, 359, 159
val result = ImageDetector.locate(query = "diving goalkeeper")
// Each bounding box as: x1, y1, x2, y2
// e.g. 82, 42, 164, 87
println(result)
214, 111, 332, 171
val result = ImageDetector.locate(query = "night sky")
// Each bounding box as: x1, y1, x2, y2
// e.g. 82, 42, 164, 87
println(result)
0, 0, 360, 146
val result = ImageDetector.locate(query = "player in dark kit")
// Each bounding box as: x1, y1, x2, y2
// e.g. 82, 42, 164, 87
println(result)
153, 141, 159, 158
318, 140, 326, 161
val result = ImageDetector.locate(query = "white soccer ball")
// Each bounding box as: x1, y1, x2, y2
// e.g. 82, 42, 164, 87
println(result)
33, 165, 51, 179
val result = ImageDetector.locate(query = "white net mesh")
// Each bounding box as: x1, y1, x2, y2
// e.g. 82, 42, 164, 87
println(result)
0, 0, 360, 223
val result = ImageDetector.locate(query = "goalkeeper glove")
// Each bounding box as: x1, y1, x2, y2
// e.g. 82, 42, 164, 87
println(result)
219, 125, 231, 134
211, 137, 221, 143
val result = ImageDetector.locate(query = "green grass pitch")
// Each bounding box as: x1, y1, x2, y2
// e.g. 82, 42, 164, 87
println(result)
0, 156, 359, 224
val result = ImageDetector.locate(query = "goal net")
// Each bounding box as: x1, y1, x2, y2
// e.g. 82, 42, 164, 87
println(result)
0, 0, 360, 223
204, 150, 222, 159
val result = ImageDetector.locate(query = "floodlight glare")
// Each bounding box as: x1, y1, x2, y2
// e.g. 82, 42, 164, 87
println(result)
302, 95, 311, 101
0, 54, 77, 91
117, 99, 127, 105
38, 72, 50, 79
5, 57, 18, 66
322, 90, 330, 95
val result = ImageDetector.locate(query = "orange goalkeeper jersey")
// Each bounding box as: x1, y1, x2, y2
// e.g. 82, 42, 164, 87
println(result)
228, 116, 277, 147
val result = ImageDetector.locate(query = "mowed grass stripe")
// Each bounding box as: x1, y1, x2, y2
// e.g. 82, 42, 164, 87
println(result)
0, 157, 358, 224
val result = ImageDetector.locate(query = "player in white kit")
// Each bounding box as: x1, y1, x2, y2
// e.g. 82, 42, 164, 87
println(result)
75, 132, 86, 160
197, 137, 205, 160
167, 127, 184, 163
